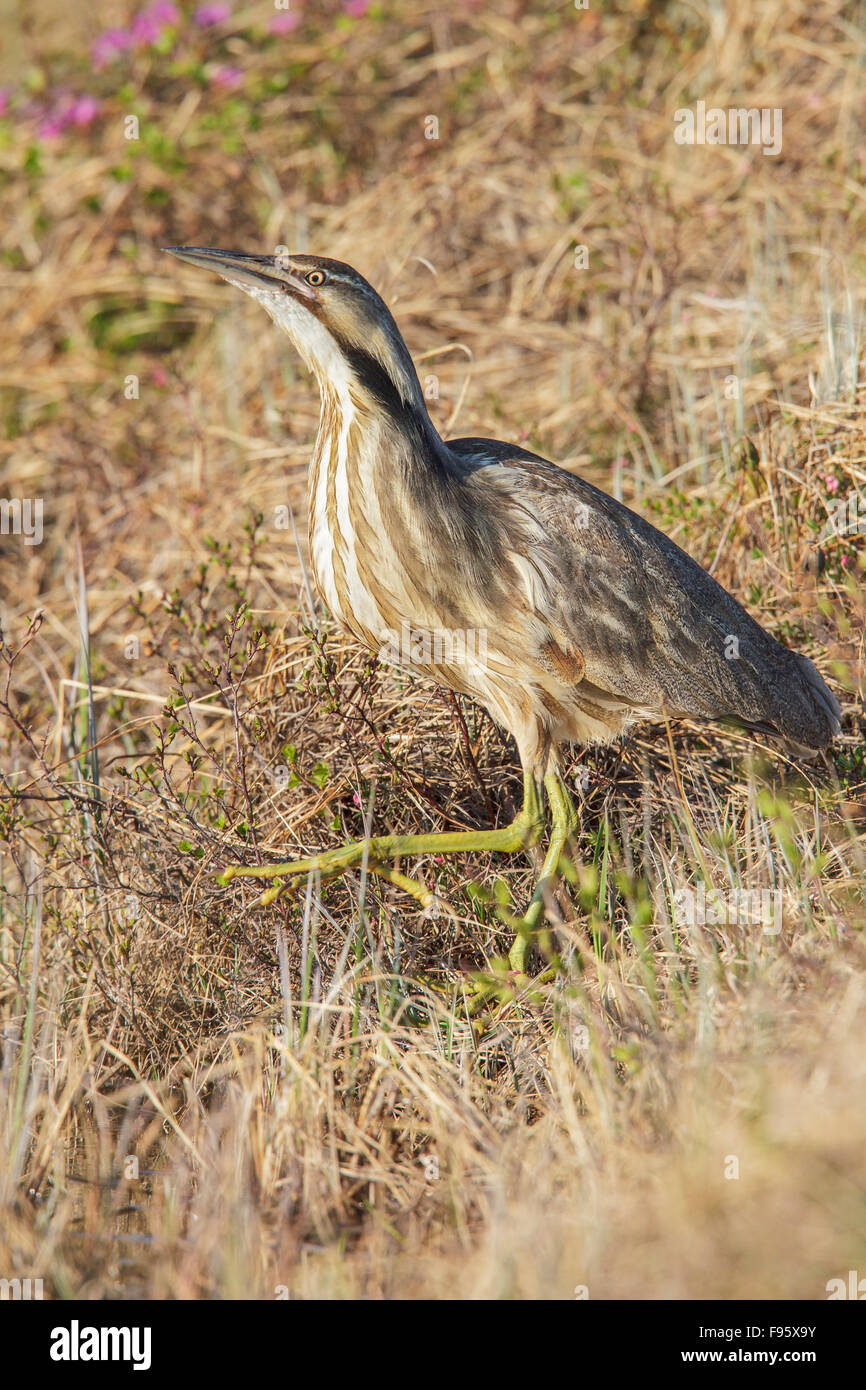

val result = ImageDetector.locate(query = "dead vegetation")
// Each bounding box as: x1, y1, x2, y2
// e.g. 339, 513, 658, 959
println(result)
0, 0, 865, 1298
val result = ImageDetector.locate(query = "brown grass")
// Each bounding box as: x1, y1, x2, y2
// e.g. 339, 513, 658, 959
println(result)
1, 0, 865, 1299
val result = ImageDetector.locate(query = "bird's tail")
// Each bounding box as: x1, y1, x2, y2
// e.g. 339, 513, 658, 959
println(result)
745, 652, 841, 752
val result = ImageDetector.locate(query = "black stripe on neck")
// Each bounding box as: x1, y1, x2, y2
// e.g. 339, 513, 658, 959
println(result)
338, 341, 432, 430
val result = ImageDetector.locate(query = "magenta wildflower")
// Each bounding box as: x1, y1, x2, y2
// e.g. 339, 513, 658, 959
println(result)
93, 5, 177, 64
131, 1, 179, 46
91, 28, 133, 68
826, 475, 840, 493
269, 12, 301, 33
68, 95, 101, 127
194, 3, 230, 25
210, 65, 243, 89
37, 114, 65, 140
0, 89, 9, 118
36, 93, 101, 139
344, 0, 371, 14
131, 14, 162, 43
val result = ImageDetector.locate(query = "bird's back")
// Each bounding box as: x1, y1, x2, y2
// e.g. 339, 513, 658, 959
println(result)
446, 437, 840, 753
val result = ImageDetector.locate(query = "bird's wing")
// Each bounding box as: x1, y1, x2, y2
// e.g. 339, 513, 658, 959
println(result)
449, 438, 839, 748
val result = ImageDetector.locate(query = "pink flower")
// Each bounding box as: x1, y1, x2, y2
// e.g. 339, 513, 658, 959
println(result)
194, 2, 230, 25
826, 475, 840, 493
34, 89, 101, 139
131, 2, 179, 46
131, 15, 162, 43
210, 65, 243, 89
152, 364, 169, 387
91, 28, 133, 68
269, 12, 301, 33
344, 0, 371, 14
35, 92, 101, 140
37, 114, 66, 139
841, 553, 849, 567
0, 89, 8, 117
68, 95, 101, 127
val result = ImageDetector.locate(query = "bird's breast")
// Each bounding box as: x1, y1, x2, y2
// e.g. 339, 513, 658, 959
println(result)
307, 398, 401, 651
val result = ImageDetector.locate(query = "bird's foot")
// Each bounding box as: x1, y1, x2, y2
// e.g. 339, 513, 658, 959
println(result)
218, 847, 440, 910
215, 781, 545, 909
462, 921, 560, 1019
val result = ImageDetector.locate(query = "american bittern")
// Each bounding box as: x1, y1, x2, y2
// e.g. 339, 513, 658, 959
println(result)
166, 247, 840, 977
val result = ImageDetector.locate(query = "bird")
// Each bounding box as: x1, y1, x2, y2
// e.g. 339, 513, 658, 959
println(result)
165, 245, 841, 981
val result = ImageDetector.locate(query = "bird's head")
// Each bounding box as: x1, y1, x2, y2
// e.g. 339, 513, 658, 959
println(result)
165, 246, 428, 421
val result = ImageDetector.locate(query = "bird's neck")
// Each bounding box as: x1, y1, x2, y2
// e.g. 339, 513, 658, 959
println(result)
308, 335, 449, 475
305, 347, 455, 628
309, 367, 444, 502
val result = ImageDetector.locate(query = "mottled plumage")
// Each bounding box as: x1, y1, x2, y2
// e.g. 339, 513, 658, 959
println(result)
166, 245, 840, 974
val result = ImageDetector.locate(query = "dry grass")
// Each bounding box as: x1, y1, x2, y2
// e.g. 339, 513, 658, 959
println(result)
1, 0, 865, 1299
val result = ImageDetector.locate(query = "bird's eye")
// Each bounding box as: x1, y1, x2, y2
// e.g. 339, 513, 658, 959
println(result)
305, 270, 326, 286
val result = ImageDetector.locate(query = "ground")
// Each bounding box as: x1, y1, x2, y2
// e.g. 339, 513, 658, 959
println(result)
0, 0, 864, 1299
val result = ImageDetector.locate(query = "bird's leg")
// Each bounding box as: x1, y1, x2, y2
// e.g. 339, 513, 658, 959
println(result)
465, 772, 578, 1013
506, 771, 579, 978
218, 768, 545, 906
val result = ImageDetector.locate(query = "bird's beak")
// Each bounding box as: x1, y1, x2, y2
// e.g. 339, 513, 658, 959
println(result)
163, 245, 318, 301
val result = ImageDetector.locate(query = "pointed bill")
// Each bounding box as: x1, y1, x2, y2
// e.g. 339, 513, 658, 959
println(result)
163, 246, 317, 299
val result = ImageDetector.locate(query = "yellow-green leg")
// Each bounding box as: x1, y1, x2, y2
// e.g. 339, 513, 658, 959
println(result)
506, 771, 578, 975
219, 768, 545, 905
465, 772, 578, 1013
